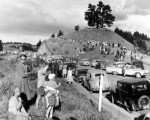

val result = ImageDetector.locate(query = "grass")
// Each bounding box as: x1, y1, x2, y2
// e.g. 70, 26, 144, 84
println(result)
0, 57, 116, 120
28, 78, 116, 120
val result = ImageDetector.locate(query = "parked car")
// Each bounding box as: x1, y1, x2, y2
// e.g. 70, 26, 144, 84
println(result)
74, 68, 88, 83
122, 64, 148, 78
90, 59, 99, 67
95, 61, 107, 70
106, 62, 126, 75
80, 59, 90, 66
82, 69, 111, 92
107, 78, 150, 112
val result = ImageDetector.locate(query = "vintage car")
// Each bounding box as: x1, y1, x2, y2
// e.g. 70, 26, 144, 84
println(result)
95, 61, 107, 70
74, 68, 88, 83
122, 64, 148, 78
82, 69, 111, 92
106, 62, 126, 75
90, 59, 99, 67
79, 59, 90, 66
107, 78, 150, 112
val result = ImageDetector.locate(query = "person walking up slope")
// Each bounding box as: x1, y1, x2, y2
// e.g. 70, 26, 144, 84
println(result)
66, 67, 74, 85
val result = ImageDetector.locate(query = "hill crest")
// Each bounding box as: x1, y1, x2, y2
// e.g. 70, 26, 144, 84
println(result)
38, 28, 134, 56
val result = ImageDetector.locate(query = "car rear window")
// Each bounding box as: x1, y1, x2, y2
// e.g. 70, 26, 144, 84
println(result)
95, 74, 103, 77
132, 84, 147, 91
78, 71, 87, 74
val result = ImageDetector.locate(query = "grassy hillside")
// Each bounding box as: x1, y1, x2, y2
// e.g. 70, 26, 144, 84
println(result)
39, 28, 134, 57
0, 57, 119, 120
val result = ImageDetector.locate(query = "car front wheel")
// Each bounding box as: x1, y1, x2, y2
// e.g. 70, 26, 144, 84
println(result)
135, 72, 141, 78
138, 95, 150, 110
112, 71, 117, 75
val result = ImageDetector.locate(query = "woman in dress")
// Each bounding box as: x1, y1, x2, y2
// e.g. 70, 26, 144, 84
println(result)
66, 67, 74, 84
15, 54, 31, 101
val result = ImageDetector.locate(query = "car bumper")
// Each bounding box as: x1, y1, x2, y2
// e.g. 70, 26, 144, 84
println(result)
91, 86, 99, 91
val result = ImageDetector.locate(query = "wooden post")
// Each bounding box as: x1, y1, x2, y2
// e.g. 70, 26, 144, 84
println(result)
99, 74, 104, 112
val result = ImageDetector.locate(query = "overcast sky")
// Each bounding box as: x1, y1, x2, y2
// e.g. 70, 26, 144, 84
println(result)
0, 0, 150, 44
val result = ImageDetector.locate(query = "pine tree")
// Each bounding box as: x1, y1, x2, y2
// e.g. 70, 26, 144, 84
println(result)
75, 25, 80, 31
0, 40, 3, 51
57, 30, 64, 37
85, 1, 115, 28
51, 33, 55, 38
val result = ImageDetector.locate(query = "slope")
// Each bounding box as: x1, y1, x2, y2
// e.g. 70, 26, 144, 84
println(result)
38, 28, 134, 58
60, 28, 134, 50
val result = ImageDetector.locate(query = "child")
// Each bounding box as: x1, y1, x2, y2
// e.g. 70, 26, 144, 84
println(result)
43, 74, 61, 109
66, 67, 74, 84
62, 65, 67, 78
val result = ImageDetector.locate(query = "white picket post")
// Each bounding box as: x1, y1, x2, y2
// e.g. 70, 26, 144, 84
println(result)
99, 74, 104, 112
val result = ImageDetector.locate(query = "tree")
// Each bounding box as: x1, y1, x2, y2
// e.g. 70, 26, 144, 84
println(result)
36, 40, 42, 48
75, 25, 80, 31
51, 33, 55, 38
85, 1, 115, 28
57, 30, 64, 37
0, 40, 3, 51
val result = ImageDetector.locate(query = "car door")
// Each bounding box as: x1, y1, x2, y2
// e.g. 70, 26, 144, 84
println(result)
125, 65, 132, 75
116, 65, 123, 74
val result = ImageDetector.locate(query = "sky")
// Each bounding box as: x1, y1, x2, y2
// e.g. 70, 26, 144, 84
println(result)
0, 0, 150, 45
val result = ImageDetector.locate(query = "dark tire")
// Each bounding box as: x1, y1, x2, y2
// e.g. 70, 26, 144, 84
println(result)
138, 95, 150, 110
135, 72, 141, 78
112, 71, 117, 75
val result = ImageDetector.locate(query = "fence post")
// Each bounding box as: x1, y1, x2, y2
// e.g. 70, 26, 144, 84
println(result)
99, 74, 104, 112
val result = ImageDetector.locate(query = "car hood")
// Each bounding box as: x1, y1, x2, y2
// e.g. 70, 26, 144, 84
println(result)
90, 78, 111, 89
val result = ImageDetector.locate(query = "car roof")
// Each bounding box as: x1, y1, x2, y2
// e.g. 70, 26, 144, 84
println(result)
64, 62, 76, 64
88, 69, 106, 74
114, 62, 125, 64
77, 68, 88, 71
118, 78, 149, 85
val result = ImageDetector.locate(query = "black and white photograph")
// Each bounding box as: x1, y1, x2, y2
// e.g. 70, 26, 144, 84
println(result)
0, 0, 150, 120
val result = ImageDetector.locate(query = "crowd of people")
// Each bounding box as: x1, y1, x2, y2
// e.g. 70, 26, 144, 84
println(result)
7, 48, 76, 120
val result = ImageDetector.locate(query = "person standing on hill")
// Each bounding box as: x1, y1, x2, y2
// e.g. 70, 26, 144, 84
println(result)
66, 67, 74, 84
54, 61, 59, 77
18, 46, 26, 57
35, 62, 48, 108
15, 54, 31, 101
62, 65, 67, 78
51, 61, 55, 74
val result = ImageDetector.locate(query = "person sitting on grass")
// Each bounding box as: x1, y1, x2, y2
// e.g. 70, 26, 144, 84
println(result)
43, 73, 61, 109
8, 87, 31, 120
